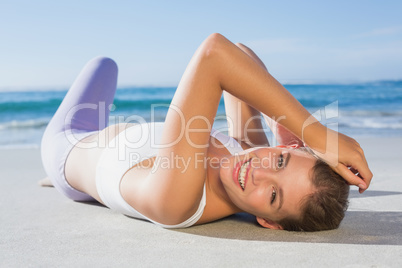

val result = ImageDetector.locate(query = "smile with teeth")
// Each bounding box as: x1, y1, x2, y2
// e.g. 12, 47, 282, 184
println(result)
238, 160, 251, 190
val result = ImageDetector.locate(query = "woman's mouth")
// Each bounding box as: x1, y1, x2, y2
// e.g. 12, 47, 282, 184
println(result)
233, 158, 251, 191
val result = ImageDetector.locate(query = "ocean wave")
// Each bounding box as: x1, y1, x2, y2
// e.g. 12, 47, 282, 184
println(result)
1, 84, 401, 146
341, 110, 402, 117
0, 143, 40, 150
112, 98, 172, 111
1, 114, 401, 132
338, 117, 402, 129
339, 110, 402, 119
0, 98, 61, 114
0, 97, 174, 116
0, 119, 49, 130
305, 107, 402, 118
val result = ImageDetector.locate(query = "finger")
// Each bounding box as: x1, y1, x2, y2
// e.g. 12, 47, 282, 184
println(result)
349, 167, 358, 174
335, 164, 367, 190
355, 147, 373, 185
350, 161, 373, 188
348, 168, 365, 181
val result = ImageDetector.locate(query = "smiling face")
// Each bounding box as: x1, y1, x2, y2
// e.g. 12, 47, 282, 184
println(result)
219, 147, 317, 228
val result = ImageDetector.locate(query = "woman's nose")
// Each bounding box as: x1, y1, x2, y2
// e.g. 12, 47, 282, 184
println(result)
251, 165, 276, 186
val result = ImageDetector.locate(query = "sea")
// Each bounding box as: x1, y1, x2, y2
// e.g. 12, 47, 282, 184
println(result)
1, 81, 401, 149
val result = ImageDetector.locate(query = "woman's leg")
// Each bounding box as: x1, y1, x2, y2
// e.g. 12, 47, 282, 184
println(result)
41, 56, 118, 201
45, 57, 118, 135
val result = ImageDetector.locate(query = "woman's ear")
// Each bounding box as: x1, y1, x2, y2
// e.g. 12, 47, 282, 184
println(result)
256, 217, 283, 230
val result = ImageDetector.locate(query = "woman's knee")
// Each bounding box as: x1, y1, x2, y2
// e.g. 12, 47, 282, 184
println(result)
88, 56, 118, 74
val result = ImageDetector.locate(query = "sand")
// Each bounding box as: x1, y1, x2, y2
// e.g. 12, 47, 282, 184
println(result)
1, 137, 402, 267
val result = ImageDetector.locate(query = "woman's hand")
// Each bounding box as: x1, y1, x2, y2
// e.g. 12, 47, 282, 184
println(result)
310, 129, 373, 193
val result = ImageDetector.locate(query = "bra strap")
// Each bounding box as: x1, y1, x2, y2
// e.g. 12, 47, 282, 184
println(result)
210, 128, 243, 156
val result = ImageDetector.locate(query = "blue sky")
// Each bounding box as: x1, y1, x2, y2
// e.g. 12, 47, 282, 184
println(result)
1, 0, 401, 90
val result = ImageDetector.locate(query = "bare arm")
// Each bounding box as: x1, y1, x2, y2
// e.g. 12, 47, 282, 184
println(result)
223, 43, 269, 147
231, 43, 303, 147
134, 33, 372, 225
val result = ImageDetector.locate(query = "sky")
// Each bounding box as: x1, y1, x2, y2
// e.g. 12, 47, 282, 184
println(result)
1, 0, 401, 91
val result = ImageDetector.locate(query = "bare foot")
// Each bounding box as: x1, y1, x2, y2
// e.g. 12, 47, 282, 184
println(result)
38, 177, 53, 187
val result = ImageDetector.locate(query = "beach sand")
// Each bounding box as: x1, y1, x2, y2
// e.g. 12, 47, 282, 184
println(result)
1, 137, 402, 267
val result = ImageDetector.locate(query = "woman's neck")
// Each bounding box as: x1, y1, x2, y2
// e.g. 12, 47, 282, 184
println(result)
207, 157, 241, 213
196, 140, 243, 224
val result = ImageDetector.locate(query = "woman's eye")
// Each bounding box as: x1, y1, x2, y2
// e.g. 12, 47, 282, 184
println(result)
277, 154, 284, 168
271, 188, 277, 204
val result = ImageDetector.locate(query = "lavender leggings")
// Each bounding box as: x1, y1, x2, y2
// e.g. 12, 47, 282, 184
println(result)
41, 57, 118, 201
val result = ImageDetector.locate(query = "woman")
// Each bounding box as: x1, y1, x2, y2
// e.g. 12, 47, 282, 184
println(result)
41, 33, 372, 231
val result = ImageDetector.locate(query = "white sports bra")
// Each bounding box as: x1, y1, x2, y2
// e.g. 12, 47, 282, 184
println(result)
95, 122, 243, 228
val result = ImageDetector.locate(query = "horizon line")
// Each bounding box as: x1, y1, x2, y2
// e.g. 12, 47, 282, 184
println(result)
0, 79, 401, 93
